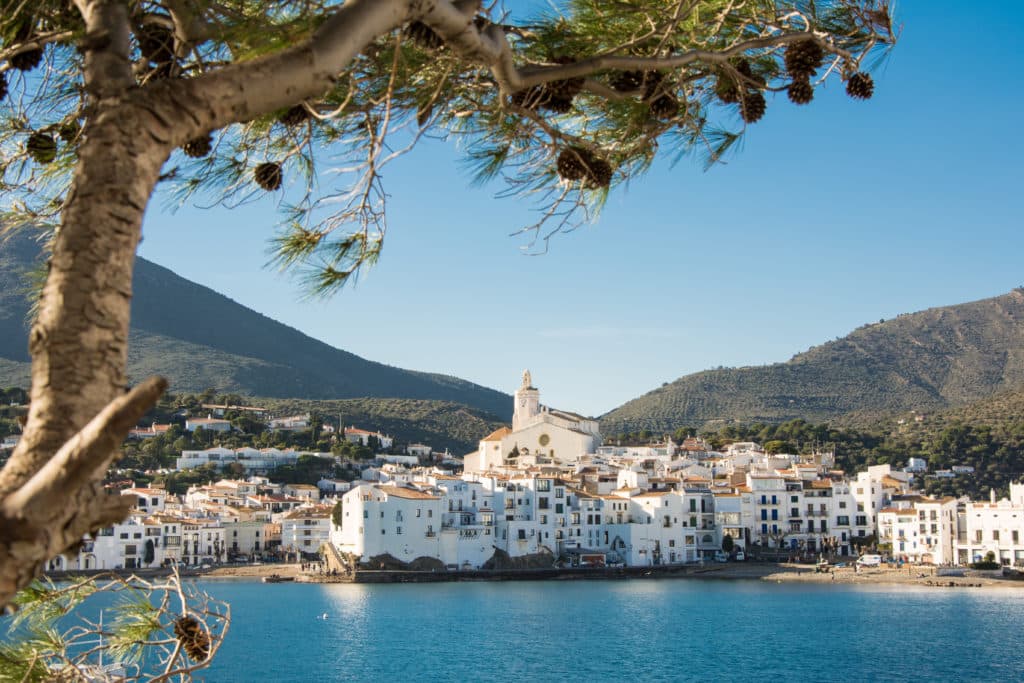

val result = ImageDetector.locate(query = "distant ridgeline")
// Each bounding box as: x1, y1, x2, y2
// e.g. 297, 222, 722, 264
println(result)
601, 289, 1024, 434
0, 231, 511, 419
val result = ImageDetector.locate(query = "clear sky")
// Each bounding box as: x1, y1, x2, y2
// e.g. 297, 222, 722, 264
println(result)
137, 2, 1024, 418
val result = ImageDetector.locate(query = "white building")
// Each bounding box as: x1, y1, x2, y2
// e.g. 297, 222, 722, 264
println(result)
281, 505, 333, 558
464, 370, 601, 473
344, 428, 394, 450
185, 416, 232, 433
958, 485, 1024, 567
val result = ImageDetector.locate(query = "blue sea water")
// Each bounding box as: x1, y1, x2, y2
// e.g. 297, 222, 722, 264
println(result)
190, 579, 1024, 682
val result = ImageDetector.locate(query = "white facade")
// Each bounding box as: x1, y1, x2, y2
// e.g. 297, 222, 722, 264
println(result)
959, 485, 1024, 567
465, 371, 601, 473
176, 447, 300, 473
282, 505, 333, 557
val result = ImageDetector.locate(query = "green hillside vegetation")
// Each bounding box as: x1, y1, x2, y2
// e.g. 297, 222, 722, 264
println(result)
601, 289, 1024, 434
0, 234, 511, 418
100, 390, 505, 493
120, 390, 503, 465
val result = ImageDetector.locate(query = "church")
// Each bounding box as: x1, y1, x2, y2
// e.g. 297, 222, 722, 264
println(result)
463, 371, 601, 473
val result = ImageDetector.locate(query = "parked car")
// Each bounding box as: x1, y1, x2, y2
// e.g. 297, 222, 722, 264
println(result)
856, 554, 882, 567
734, 550, 745, 562
713, 551, 729, 563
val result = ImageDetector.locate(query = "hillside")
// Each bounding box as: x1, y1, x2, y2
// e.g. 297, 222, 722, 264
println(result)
0, 233, 511, 419
254, 397, 505, 454
601, 289, 1024, 434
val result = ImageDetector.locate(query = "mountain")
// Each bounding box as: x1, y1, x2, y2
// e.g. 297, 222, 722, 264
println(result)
601, 289, 1024, 434
0, 233, 511, 419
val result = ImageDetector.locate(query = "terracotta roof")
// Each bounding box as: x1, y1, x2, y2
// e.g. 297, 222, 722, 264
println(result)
481, 427, 512, 442
379, 486, 440, 500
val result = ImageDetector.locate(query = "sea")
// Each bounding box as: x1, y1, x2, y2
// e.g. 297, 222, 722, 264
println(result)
185, 579, 1024, 682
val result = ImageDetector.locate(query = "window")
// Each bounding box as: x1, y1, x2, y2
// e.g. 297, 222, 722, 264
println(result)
416, 509, 421, 517
555, 488, 564, 499
771, 510, 778, 521
761, 510, 767, 521
124, 545, 137, 555
536, 479, 551, 492
993, 530, 1000, 541
791, 495, 798, 503
556, 504, 564, 514
538, 497, 550, 510
1014, 531, 1020, 543
839, 501, 847, 509
975, 530, 983, 542
396, 527, 402, 535
363, 510, 368, 519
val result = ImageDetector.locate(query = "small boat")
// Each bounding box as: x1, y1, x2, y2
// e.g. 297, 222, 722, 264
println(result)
262, 574, 295, 583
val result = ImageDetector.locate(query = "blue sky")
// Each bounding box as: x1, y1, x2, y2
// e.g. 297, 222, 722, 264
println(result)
137, 2, 1024, 418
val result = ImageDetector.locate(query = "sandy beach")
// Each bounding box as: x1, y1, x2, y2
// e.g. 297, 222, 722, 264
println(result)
700, 562, 1017, 588
197, 560, 1021, 589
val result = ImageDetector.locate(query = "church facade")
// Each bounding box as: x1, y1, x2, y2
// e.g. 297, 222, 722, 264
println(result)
464, 371, 601, 473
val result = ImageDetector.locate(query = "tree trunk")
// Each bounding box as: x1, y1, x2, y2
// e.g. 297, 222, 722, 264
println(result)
0, 0, 417, 608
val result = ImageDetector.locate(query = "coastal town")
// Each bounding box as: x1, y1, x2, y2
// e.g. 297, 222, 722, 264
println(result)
9, 371, 1019, 579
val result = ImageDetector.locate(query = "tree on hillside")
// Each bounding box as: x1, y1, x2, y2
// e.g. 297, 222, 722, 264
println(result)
0, 0, 894, 612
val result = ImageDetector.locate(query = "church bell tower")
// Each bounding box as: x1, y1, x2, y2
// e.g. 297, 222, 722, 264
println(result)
512, 369, 540, 431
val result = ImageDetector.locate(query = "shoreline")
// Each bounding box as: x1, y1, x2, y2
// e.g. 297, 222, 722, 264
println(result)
46, 561, 1022, 590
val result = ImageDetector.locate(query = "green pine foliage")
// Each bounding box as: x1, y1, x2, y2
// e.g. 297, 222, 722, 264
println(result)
0, 574, 228, 680
1, 0, 895, 294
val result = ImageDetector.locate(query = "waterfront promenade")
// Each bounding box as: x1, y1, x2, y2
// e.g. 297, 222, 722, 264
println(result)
197, 560, 1018, 589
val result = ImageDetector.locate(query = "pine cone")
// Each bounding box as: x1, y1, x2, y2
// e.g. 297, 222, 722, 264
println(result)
648, 93, 679, 119
405, 21, 444, 50
784, 40, 824, 80
734, 59, 766, 89
279, 105, 309, 127
715, 75, 740, 104
58, 121, 81, 143
10, 48, 43, 72
556, 146, 590, 181
556, 146, 613, 188
510, 86, 547, 110
542, 95, 574, 114
584, 158, 613, 189
546, 56, 585, 100
254, 162, 282, 191
609, 70, 644, 92
182, 135, 212, 158
641, 71, 664, 98
173, 616, 211, 662
846, 72, 874, 100
739, 91, 766, 124
27, 132, 57, 164
138, 25, 175, 65
787, 78, 814, 105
